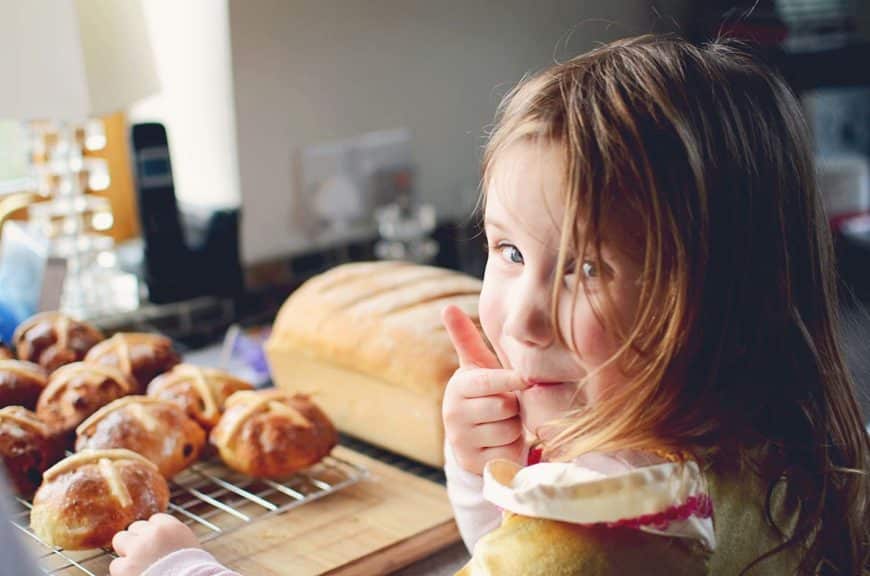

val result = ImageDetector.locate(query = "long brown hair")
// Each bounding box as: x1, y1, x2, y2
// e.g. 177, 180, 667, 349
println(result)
482, 35, 868, 574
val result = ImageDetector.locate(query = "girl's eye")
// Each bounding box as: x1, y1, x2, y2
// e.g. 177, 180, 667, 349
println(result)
563, 259, 607, 288
497, 243, 524, 264
581, 260, 599, 278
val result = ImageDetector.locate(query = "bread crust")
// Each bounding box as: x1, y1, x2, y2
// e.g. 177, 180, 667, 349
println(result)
267, 261, 482, 396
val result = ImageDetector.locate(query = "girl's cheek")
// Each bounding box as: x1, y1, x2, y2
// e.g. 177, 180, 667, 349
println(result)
575, 324, 611, 364
478, 282, 502, 349
566, 306, 613, 365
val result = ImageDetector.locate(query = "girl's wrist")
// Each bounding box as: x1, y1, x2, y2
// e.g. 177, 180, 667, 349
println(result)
141, 548, 213, 576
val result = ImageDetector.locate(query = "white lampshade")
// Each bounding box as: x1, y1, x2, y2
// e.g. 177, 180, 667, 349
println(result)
0, 0, 159, 121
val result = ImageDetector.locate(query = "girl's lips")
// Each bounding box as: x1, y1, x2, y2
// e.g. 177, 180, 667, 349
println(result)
526, 380, 565, 388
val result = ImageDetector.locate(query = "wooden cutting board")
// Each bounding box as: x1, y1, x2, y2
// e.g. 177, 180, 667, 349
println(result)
33, 446, 461, 576
205, 445, 461, 575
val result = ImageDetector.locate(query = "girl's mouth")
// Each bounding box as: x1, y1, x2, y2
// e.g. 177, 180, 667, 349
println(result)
526, 380, 565, 388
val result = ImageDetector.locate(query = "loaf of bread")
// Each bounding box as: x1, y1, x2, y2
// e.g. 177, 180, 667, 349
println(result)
266, 261, 482, 467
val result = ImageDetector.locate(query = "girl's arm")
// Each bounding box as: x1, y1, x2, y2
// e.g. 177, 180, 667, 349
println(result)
444, 440, 502, 552
140, 549, 241, 576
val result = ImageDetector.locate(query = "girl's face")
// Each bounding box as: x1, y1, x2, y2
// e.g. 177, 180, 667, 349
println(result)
480, 140, 644, 437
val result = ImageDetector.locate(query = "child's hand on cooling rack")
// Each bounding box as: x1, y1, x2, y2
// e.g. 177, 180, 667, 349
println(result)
110, 513, 201, 576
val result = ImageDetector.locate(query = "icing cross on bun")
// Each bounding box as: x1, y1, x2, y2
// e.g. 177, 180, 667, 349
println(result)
147, 364, 254, 430
84, 332, 181, 393
76, 396, 206, 478
36, 362, 135, 440
210, 390, 337, 478
0, 359, 48, 410
13, 311, 104, 372
30, 448, 169, 550
0, 406, 61, 495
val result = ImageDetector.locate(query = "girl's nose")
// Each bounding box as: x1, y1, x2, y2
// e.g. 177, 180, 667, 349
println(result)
504, 287, 554, 348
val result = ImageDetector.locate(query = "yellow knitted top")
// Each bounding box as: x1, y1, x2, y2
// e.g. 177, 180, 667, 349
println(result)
456, 451, 803, 575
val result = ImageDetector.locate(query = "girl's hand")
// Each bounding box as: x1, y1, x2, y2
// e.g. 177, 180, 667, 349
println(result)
441, 305, 531, 476
110, 513, 201, 576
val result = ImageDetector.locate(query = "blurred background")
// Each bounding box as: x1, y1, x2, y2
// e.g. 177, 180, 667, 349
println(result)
0, 0, 867, 416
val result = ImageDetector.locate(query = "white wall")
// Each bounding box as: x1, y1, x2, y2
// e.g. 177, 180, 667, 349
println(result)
130, 0, 241, 209
230, 0, 652, 264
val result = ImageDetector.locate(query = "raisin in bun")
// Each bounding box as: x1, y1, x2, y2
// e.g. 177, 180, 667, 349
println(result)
0, 359, 48, 410
0, 406, 62, 495
0, 341, 12, 360
13, 312, 104, 372
210, 390, 337, 478
147, 364, 254, 430
76, 396, 205, 478
84, 333, 180, 393
30, 448, 169, 550
36, 362, 135, 441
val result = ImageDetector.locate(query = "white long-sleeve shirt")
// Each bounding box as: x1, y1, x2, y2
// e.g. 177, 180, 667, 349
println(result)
142, 548, 241, 576
443, 441, 506, 552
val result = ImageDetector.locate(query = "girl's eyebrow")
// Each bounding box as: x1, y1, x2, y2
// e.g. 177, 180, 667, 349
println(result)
483, 217, 509, 232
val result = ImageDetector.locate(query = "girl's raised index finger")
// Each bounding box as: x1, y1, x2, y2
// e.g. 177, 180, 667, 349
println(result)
442, 305, 500, 370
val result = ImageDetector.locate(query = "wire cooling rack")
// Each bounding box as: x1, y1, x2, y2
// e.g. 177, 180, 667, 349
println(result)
9, 452, 368, 576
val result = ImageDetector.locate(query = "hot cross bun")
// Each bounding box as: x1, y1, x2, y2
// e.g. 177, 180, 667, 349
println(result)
147, 364, 254, 430
76, 396, 205, 478
84, 333, 180, 393
0, 359, 48, 410
36, 362, 135, 441
210, 390, 337, 478
0, 406, 62, 495
13, 312, 104, 372
30, 448, 169, 550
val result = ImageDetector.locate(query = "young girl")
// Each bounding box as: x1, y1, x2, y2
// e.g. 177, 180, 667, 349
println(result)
108, 35, 867, 575
441, 34, 868, 575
